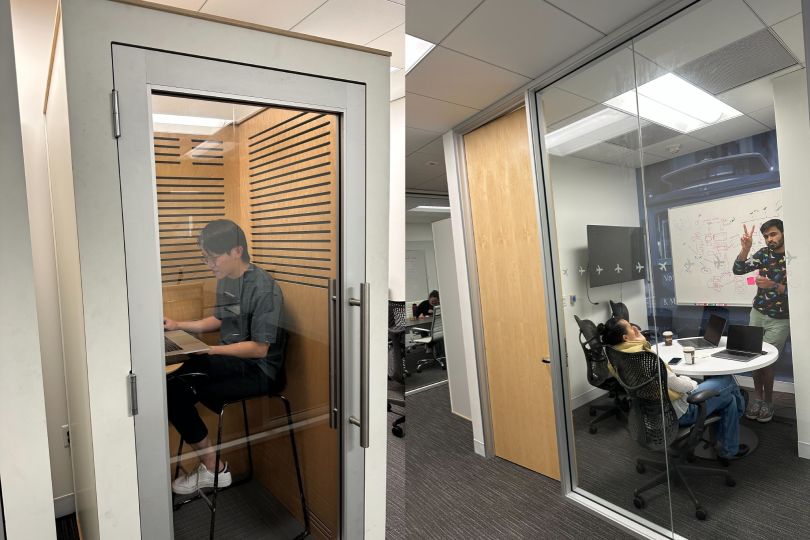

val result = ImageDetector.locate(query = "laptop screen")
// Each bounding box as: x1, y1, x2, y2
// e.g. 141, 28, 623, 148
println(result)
704, 314, 726, 346
727, 325, 763, 353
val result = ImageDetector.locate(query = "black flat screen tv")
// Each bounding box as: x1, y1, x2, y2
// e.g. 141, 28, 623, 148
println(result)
586, 225, 646, 287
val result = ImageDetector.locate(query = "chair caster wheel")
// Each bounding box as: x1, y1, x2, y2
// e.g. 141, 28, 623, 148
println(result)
392, 426, 404, 438
725, 477, 736, 487
636, 463, 646, 474
441, 364, 447, 370
416, 366, 423, 373
696, 507, 707, 520
633, 495, 646, 509
589, 407, 597, 417
588, 426, 597, 434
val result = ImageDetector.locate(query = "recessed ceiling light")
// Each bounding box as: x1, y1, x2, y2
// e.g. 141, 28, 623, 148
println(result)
409, 205, 450, 213
152, 114, 231, 128
405, 34, 435, 73
605, 73, 741, 133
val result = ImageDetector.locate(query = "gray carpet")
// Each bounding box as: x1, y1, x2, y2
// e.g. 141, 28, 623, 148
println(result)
404, 347, 448, 391
173, 479, 303, 539
573, 392, 810, 538
387, 385, 633, 539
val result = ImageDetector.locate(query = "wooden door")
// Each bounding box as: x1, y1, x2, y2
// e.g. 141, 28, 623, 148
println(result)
463, 107, 560, 479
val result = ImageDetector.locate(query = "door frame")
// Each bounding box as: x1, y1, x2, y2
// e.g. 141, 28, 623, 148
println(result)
112, 44, 366, 539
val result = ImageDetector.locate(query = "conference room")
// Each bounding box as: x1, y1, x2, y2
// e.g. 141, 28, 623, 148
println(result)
535, 0, 810, 537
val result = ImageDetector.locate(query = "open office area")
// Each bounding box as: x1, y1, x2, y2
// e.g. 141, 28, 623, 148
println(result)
3, 1, 810, 539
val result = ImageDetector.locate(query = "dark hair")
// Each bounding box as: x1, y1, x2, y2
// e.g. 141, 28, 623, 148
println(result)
598, 317, 628, 346
198, 219, 250, 262
760, 219, 783, 234
429, 290, 440, 300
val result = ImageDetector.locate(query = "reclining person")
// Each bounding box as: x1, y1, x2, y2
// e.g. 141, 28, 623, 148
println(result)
599, 317, 749, 460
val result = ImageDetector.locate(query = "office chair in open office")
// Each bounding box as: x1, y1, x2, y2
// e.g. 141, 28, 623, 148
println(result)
605, 347, 735, 521
388, 301, 406, 437
609, 300, 654, 341
413, 306, 446, 373
573, 315, 627, 434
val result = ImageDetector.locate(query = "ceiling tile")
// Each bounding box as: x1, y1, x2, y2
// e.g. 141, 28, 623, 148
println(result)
412, 174, 449, 193
441, 0, 603, 78
406, 46, 530, 109
413, 138, 445, 160
406, 0, 483, 44
367, 23, 404, 67
634, 0, 765, 70
748, 105, 776, 128
406, 92, 479, 133
743, 0, 801, 26
407, 127, 442, 153
201, 0, 326, 28
688, 114, 770, 145
772, 13, 806, 64
291, 0, 404, 46
407, 152, 446, 183
539, 88, 597, 127
153, 0, 206, 10
640, 133, 715, 158
717, 74, 777, 113
545, 0, 664, 34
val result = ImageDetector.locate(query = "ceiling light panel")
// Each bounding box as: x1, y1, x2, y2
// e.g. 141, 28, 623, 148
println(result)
545, 108, 639, 156
405, 34, 436, 72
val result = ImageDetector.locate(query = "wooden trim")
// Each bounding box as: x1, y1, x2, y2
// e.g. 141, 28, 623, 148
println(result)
42, 0, 62, 114
111, 0, 391, 57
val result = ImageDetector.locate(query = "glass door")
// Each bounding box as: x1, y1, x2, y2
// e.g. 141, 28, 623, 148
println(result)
113, 45, 366, 539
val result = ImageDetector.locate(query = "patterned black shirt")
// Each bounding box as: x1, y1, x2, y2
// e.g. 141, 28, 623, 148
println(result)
732, 248, 789, 319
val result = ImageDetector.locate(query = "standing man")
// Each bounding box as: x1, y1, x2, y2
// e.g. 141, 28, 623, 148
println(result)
732, 219, 789, 423
164, 219, 284, 494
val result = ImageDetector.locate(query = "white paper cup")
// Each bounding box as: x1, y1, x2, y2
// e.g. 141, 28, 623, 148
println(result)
663, 330, 673, 346
682, 346, 695, 364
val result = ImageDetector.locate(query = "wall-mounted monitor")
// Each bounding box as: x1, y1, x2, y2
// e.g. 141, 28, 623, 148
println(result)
586, 225, 646, 287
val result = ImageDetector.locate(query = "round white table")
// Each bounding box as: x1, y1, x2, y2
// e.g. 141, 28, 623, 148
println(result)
653, 337, 779, 458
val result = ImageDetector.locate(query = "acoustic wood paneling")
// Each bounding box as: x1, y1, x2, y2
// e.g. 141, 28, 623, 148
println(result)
463, 108, 560, 480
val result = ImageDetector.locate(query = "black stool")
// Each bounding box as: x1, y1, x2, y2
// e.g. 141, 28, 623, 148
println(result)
173, 392, 310, 540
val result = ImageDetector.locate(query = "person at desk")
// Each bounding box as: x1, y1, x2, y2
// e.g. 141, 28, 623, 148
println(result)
163, 219, 284, 495
414, 290, 439, 318
733, 219, 789, 423
600, 318, 748, 459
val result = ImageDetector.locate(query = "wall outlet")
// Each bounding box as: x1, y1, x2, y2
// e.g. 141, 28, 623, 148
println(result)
61, 425, 70, 448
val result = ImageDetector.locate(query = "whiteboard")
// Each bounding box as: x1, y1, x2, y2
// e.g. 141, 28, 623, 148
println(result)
669, 188, 782, 306
406, 250, 429, 301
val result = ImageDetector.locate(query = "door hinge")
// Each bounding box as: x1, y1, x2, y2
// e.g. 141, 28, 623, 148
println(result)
128, 371, 138, 416
112, 89, 121, 138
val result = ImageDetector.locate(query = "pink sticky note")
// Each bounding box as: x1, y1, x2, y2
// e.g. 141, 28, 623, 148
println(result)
747, 277, 756, 285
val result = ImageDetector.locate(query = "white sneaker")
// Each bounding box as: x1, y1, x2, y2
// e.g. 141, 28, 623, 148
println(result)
172, 462, 232, 495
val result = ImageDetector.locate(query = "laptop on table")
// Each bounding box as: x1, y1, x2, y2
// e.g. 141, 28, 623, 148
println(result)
677, 314, 726, 350
711, 325, 764, 361
164, 329, 210, 362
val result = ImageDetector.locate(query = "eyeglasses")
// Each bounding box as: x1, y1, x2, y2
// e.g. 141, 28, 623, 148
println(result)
200, 253, 224, 265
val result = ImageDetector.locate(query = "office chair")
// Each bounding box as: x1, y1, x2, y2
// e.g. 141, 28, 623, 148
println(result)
413, 305, 446, 372
605, 347, 735, 520
388, 300, 406, 436
172, 329, 310, 540
610, 300, 653, 341
573, 316, 627, 434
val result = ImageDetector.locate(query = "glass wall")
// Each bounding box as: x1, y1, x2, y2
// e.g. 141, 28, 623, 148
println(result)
538, 0, 809, 537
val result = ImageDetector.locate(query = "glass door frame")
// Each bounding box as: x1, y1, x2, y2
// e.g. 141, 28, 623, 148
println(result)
112, 44, 367, 539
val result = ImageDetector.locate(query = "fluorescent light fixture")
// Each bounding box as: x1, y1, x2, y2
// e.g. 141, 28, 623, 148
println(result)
605, 73, 741, 133
152, 114, 231, 128
405, 34, 435, 72
545, 108, 639, 156
409, 205, 451, 213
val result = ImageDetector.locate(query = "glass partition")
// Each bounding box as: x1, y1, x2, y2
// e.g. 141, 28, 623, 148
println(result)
538, 0, 810, 537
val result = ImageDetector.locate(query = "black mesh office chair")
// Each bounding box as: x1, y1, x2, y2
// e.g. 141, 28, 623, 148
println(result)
574, 316, 627, 434
610, 300, 654, 341
605, 347, 735, 520
388, 301, 406, 437
414, 306, 446, 372
172, 329, 309, 540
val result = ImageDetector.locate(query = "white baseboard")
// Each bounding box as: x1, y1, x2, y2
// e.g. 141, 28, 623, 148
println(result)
473, 438, 485, 457
571, 387, 608, 410
53, 493, 75, 518
733, 376, 795, 394
798, 441, 810, 460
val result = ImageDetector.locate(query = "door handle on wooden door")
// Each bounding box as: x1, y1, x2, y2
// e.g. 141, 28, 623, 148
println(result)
541, 357, 551, 364
348, 282, 370, 448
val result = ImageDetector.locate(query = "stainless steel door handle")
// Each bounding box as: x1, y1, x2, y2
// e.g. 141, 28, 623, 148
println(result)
348, 282, 370, 448
328, 279, 338, 429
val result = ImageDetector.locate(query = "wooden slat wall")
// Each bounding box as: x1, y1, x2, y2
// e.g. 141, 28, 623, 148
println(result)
237, 109, 339, 539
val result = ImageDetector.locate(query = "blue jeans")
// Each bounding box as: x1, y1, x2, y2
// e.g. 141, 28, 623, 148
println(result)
678, 375, 745, 458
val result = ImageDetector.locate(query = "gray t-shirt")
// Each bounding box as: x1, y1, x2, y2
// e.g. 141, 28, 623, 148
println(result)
214, 263, 284, 379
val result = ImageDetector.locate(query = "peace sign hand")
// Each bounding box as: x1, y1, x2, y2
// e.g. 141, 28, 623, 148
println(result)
740, 224, 755, 255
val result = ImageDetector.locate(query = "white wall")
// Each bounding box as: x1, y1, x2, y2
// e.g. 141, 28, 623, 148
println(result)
0, 0, 57, 536
549, 155, 647, 408
406, 222, 439, 300
773, 68, 810, 459
390, 96, 405, 301
433, 218, 472, 419
10, 0, 73, 517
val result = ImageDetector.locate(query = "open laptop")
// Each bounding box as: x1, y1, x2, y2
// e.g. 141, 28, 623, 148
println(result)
677, 314, 726, 349
711, 324, 764, 361
164, 329, 210, 360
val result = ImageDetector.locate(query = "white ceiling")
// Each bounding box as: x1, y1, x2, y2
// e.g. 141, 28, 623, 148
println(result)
406, 0, 805, 192
149, 0, 405, 101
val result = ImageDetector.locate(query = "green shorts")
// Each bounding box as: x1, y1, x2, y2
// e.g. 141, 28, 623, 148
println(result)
749, 308, 791, 356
